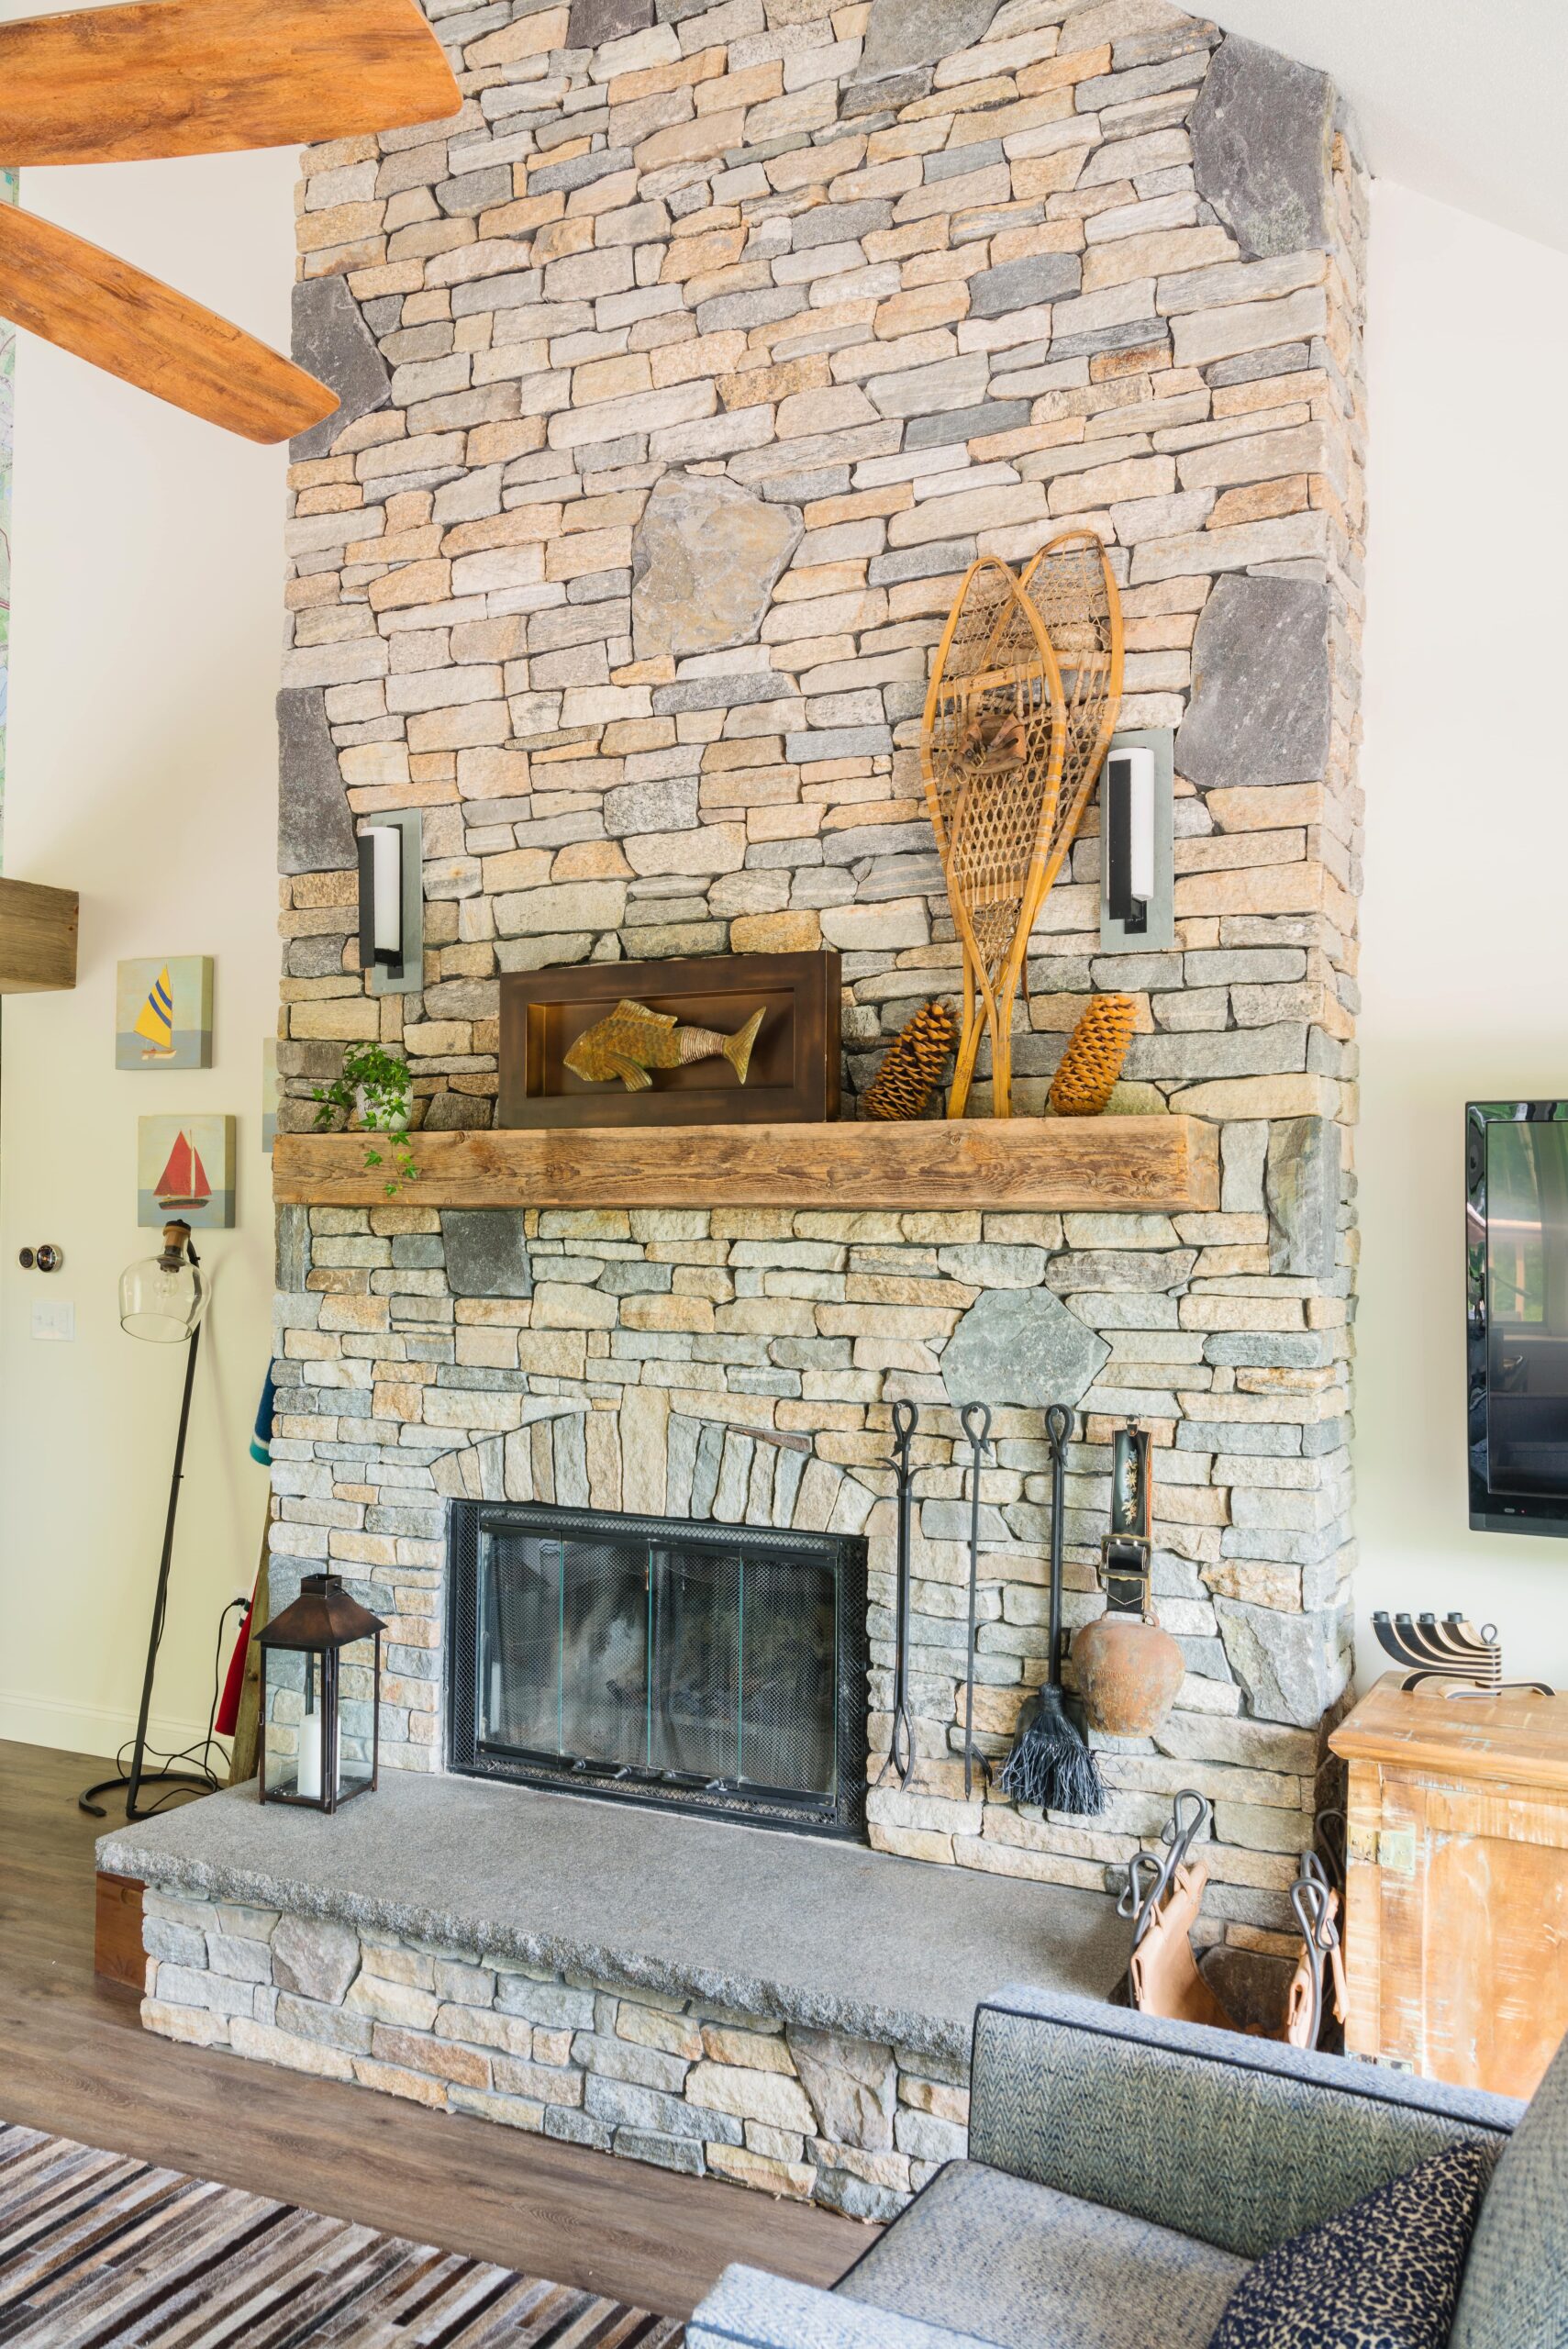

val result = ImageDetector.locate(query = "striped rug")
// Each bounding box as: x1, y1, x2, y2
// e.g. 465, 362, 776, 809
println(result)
0, 2121, 684, 2347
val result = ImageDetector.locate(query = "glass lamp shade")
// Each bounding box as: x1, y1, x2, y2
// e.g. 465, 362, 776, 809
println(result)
120, 1223, 207, 1342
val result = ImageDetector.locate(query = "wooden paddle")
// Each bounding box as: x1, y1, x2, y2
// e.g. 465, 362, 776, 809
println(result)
0, 0, 462, 166
0, 205, 339, 444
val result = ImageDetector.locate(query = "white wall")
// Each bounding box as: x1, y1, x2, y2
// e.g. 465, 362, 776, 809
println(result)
1356, 179, 1568, 1689
0, 135, 296, 1760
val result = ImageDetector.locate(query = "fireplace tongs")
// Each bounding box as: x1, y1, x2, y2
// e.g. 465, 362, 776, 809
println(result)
875, 1400, 920, 1793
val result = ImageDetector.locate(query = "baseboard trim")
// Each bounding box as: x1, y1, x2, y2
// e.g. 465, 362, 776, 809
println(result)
0, 1687, 222, 1766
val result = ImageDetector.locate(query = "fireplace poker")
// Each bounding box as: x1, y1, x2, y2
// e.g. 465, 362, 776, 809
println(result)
877, 1398, 919, 1791
960, 1401, 993, 1798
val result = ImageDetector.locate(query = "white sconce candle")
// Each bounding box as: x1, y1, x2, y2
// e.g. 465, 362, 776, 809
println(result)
1125, 746, 1155, 905
366, 824, 403, 957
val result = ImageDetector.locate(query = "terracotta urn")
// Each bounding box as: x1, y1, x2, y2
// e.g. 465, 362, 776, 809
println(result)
1073, 1610, 1184, 1738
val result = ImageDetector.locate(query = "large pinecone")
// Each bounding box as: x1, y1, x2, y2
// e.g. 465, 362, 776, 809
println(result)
863, 1000, 958, 1120
1049, 993, 1137, 1117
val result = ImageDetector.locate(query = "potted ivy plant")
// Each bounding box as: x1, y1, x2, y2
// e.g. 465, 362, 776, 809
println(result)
313, 1041, 418, 1198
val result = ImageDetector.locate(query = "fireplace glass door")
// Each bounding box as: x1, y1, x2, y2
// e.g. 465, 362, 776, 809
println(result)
447, 1502, 868, 1838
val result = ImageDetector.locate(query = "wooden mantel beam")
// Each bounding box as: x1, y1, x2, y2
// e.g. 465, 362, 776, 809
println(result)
0, 876, 79, 993
273, 1116, 1219, 1215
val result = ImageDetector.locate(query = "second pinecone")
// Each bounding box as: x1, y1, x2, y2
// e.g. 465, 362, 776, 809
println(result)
863, 1000, 957, 1120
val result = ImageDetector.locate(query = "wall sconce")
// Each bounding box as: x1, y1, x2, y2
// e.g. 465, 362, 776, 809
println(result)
1100, 729, 1173, 954
356, 808, 423, 997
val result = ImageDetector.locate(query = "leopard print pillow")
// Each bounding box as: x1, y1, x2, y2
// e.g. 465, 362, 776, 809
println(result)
1207, 2142, 1490, 2349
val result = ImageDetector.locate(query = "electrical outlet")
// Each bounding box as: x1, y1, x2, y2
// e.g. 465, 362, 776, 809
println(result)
31, 1299, 76, 1341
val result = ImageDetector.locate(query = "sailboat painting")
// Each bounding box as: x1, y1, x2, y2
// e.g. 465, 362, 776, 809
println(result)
116, 956, 213, 1070
137, 1115, 235, 1229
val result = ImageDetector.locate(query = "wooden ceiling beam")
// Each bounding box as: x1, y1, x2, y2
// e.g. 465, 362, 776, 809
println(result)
0, 206, 339, 445
0, 0, 462, 168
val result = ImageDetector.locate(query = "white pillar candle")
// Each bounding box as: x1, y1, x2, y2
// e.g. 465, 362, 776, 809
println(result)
295, 1709, 341, 1801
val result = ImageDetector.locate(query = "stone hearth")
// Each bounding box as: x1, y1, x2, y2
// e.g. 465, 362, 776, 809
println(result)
102, 1776, 1125, 2217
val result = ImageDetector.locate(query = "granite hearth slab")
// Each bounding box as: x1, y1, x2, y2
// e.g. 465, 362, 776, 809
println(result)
101, 1774, 1126, 2061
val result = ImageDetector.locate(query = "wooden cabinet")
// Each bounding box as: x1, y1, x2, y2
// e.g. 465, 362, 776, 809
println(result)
1330, 1674, 1568, 2099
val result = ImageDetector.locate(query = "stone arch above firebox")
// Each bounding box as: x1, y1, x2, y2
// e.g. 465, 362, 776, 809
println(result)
428, 1389, 874, 1543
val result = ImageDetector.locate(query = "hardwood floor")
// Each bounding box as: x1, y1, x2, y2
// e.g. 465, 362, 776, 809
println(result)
0, 1739, 868, 2318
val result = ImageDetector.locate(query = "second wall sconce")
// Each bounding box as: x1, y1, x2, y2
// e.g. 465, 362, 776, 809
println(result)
357, 809, 424, 997
1100, 729, 1173, 954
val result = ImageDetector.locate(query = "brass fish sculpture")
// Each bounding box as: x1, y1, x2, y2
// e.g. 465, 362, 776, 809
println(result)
564, 999, 766, 1092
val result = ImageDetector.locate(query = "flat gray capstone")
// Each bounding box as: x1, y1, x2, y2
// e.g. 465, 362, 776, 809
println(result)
1266, 1116, 1338, 1279
1190, 33, 1334, 262
1215, 1597, 1351, 1729
1176, 575, 1331, 789
277, 687, 356, 877
290, 276, 392, 463
631, 473, 803, 662
941, 1286, 1110, 1412
441, 1210, 533, 1297
100, 1773, 1127, 2060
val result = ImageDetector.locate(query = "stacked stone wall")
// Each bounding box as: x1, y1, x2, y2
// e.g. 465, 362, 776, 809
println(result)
271, 0, 1369, 1959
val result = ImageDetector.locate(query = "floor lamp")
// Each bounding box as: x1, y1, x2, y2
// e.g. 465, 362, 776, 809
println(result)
80, 1220, 222, 1821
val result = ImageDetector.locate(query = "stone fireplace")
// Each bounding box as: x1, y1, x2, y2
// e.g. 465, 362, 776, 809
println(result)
112, 0, 1371, 2221
446, 1496, 869, 1834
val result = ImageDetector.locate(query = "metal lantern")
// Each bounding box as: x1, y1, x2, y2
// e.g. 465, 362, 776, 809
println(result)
256, 1574, 385, 1812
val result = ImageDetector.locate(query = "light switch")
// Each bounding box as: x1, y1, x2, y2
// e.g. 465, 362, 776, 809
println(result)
31, 1299, 75, 1341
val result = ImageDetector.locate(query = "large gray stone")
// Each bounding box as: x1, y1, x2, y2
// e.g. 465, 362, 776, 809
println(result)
277, 688, 356, 876
632, 474, 803, 662
1266, 1116, 1339, 1278
290, 276, 392, 462
857, 0, 1003, 79
1176, 576, 1330, 789
440, 1211, 533, 1297
1214, 1597, 1350, 1728
1190, 33, 1334, 262
272, 1914, 361, 2005
940, 1286, 1109, 1412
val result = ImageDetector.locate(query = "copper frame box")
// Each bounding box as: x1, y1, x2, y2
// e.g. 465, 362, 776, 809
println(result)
498, 952, 841, 1130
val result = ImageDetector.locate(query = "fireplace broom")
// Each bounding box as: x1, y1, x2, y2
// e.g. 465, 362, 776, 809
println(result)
1000, 1404, 1105, 1816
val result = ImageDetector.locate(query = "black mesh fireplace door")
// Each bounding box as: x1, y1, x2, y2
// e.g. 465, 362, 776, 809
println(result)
446, 1501, 868, 1839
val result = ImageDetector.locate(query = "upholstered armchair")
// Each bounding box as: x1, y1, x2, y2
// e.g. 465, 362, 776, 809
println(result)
688, 1985, 1562, 2349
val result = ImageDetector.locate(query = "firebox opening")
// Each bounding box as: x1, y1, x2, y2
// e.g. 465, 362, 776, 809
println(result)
446, 1500, 869, 1839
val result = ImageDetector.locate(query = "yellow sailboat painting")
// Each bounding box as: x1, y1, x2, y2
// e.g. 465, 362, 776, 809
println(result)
133, 965, 176, 1059
116, 955, 213, 1071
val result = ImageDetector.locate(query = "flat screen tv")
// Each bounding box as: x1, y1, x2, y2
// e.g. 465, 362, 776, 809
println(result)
1468, 1100, 1568, 1536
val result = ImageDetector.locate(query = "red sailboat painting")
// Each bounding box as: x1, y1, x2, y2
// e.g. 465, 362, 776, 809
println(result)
156, 1129, 211, 1211
138, 1114, 235, 1229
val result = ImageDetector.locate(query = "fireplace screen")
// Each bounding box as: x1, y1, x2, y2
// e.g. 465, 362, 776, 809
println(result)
446, 1502, 868, 1838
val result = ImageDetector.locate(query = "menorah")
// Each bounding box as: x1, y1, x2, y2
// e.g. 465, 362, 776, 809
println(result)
1372, 1610, 1554, 1697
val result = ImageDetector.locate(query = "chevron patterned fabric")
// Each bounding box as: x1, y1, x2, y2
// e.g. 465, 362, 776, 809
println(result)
838, 2162, 1246, 2349
967, 1991, 1518, 2263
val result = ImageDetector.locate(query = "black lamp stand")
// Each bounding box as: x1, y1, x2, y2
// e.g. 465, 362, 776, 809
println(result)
80, 1317, 222, 1820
